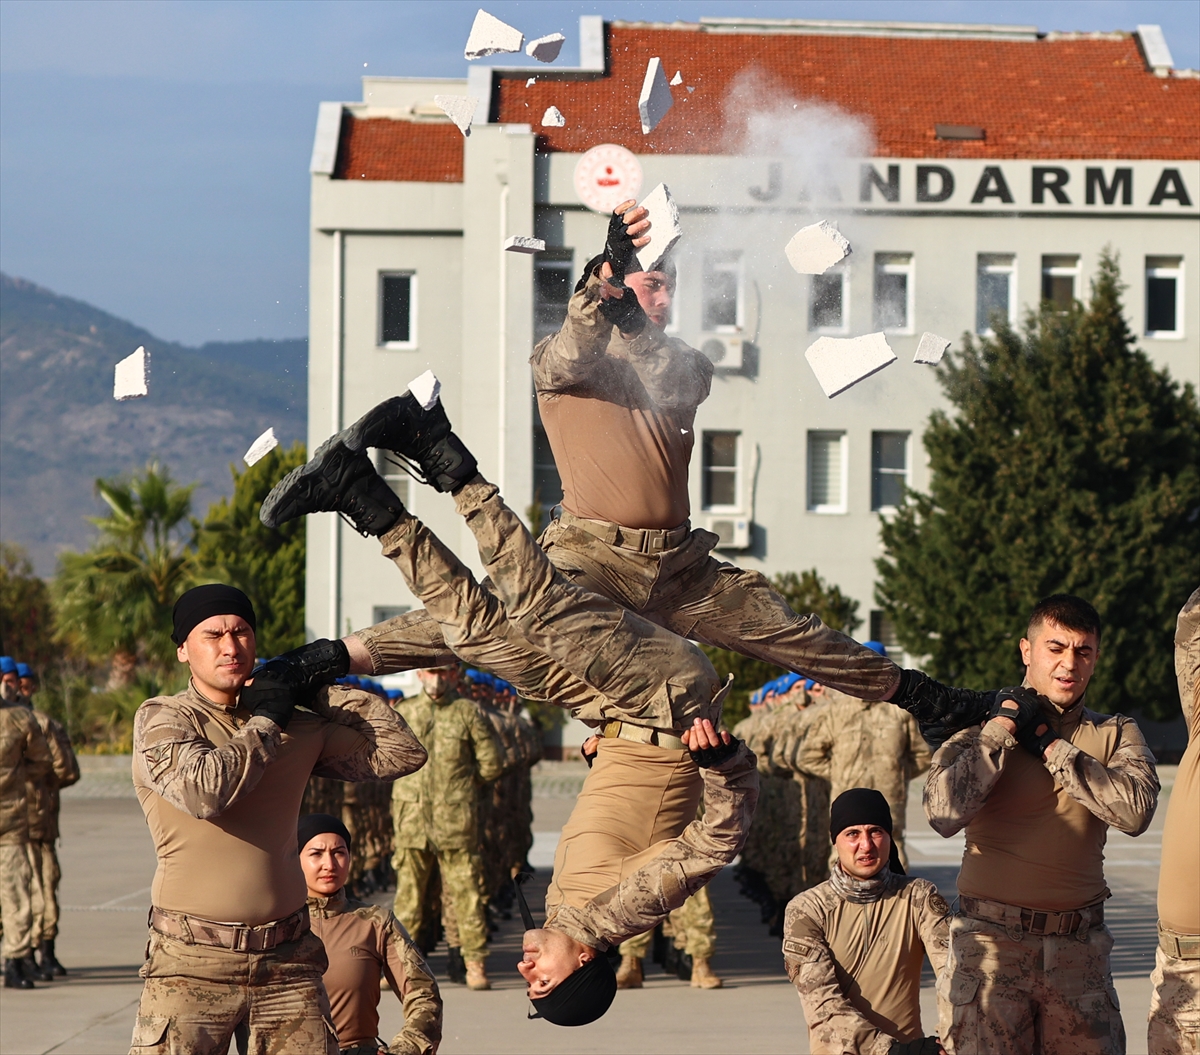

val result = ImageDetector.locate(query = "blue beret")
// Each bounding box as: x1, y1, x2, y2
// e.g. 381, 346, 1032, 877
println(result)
0, 657, 15, 675
16, 664, 33, 679
862, 640, 889, 658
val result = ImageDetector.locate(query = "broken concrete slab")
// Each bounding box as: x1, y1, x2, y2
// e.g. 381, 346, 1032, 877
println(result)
113, 346, 149, 400
541, 105, 565, 127
914, 332, 951, 365
804, 333, 896, 398
526, 32, 565, 62
408, 370, 441, 411
504, 235, 546, 254
635, 183, 682, 273
464, 9, 523, 59
526, 77, 536, 87
638, 57, 673, 134
785, 220, 852, 275
670, 70, 683, 86
244, 427, 279, 467
434, 95, 480, 136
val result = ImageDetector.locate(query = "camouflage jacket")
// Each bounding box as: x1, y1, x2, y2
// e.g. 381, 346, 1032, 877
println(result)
783, 868, 950, 1055
0, 699, 53, 845
25, 707, 80, 842
309, 889, 442, 1055
477, 700, 542, 774
391, 691, 503, 851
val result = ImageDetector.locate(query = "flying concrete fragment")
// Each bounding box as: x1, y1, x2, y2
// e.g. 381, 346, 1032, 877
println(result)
804, 333, 896, 398
408, 370, 441, 411
435, 95, 480, 136
670, 70, 683, 86
913, 332, 951, 365
635, 183, 682, 273
526, 78, 536, 87
638, 57, 673, 134
785, 220, 852, 275
526, 32, 565, 62
541, 105, 566, 127
464, 9, 523, 59
113, 346, 149, 400
244, 428, 279, 467
504, 235, 546, 254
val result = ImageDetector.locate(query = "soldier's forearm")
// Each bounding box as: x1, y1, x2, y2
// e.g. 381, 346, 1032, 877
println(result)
146, 720, 280, 819
1045, 741, 1160, 835
923, 724, 1011, 836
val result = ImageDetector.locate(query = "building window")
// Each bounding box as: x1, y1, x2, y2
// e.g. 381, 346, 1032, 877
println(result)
379, 272, 417, 347
869, 610, 902, 655
534, 257, 573, 340
1041, 255, 1080, 311
532, 398, 563, 512
871, 431, 909, 511
807, 431, 847, 514
374, 450, 411, 507
702, 431, 740, 511
976, 254, 1015, 335
873, 253, 914, 333
809, 270, 848, 332
1146, 257, 1184, 338
702, 252, 743, 332
372, 605, 411, 624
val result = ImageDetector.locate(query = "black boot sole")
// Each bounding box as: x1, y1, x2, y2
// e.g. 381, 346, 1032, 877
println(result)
260, 434, 351, 528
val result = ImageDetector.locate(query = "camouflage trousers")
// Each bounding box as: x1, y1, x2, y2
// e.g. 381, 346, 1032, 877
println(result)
1149, 943, 1200, 1055
393, 848, 489, 963
939, 914, 1124, 1055
129, 928, 337, 1055
620, 883, 716, 960
0, 840, 33, 959
28, 839, 61, 944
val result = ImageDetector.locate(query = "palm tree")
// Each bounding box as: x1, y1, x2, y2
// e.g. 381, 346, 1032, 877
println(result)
54, 463, 199, 687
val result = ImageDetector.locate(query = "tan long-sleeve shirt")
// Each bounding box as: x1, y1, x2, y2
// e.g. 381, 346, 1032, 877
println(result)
309, 889, 442, 1055
133, 682, 426, 925
924, 694, 1159, 912
0, 700, 52, 845
26, 707, 79, 842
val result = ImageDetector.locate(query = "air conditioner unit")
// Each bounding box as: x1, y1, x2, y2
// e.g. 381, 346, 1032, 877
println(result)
703, 515, 751, 550
698, 334, 745, 371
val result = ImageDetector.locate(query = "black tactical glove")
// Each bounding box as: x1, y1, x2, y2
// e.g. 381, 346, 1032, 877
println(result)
987, 685, 1043, 733
888, 1038, 941, 1055
603, 205, 638, 282
580, 740, 598, 769
1016, 718, 1061, 760
597, 280, 648, 335
891, 669, 996, 747
690, 736, 740, 769
263, 638, 350, 689
240, 675, 297, 729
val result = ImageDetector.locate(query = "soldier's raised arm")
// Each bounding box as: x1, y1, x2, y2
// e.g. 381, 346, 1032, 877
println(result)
379, 908, 443, 1055
913, 880, 951, 981
310, 685, 427, 783
923, 720, 1015, 838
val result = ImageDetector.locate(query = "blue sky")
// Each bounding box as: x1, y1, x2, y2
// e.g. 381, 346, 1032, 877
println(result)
2, 0, 1196, 345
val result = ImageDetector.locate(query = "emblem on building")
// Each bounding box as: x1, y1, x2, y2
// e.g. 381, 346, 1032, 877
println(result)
573, 144, 644, 213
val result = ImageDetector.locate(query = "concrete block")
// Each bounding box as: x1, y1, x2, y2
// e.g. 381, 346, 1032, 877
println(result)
785, 220, 852, 275
541, 105, 565, 127
464, 9, 523, 59
243, 428, 279, 466
526, 32, 565, 62
113, 346, 149, 400
504, 235, 545, 254
635, 183, 682, 272
408, 370, 441, 411
526, 77, 536, 87
638, 57, 673, 134
913, 332, 951, 365
804, 333, 896, 398
670, 70, 683, 86
434, 95, 480, 136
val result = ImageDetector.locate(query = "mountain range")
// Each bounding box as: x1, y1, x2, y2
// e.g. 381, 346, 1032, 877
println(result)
0, 273, 308, 576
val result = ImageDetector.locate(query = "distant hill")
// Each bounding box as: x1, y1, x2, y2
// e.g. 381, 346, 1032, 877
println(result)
0, 273, 307, 575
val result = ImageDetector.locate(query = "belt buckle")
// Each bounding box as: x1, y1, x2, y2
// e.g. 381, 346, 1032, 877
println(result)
233, 927, 249, 953
1029, 911, 1047, 935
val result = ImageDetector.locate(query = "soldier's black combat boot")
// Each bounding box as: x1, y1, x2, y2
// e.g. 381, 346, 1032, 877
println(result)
341, 388, 478, 494
260, 437, 406, 535
39, 939, 66, 978
446, 946, 466, 985
4, 957, 34, 989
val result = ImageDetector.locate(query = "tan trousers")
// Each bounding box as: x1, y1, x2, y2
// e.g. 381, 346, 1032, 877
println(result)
129, 928, 337, 1055
939, 914, 1124, 1055
1150, 944, 1200, 1055
393, 847, 489, 962
28, 839, 61, 944
0, 841, 34, 959
621, 884, 717, 961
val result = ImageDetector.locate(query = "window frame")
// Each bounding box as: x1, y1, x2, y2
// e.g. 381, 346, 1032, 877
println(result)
1041, 254, 1081, 312
374, 449, 413, 510
701, 430, 742, 513
809, 267, 850, 335
870, 430, 910, 513
701, 251, 744, 334
976, 254, 1017, 336
533, 255, 575, 341
873, 253, 915, 335
807, 430, 849, 515
377, 270, 418, 349
1145, 256, 1184, 339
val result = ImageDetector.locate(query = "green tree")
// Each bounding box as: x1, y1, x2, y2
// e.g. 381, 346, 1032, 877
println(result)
53, 463, 199, 686
196, 443, 307, 658
702, 569, 862, 728
0, 543, 56, 671
876, 254, 1200, 719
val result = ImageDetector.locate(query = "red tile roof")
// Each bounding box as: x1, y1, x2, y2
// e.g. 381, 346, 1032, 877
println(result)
500, 23, 1199, 160
334, 114, 464, 182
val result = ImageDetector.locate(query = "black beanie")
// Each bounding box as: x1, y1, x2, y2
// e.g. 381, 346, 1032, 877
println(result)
529, 955, 617, 1026
172, 584, 257, 645
829, 788, 904, 875
297, 813, 352, 855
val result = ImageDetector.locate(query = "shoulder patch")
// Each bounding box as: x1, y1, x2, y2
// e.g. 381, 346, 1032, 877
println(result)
928, 891, 951, 917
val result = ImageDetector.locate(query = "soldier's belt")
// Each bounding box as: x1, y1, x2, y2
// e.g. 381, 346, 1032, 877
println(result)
149, 905, 309, 952
601, 720, 686, 752
960, 895, 1104, 937
1159, 923, 1200, 960
559, 511, 690, 555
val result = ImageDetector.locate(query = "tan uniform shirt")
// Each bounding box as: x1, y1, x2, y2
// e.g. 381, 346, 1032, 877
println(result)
531, 270, 713, 530
783, 867, 950, 1055
925, 696, 1159, 912
133, 683, 425, 925
1160, 586, 1200, 934
309, 889, 442, 1055
26, 708, 79, 842
0, 699, 52, 845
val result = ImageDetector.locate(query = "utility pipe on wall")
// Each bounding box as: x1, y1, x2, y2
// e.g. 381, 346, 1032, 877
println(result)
497, 182, 509, 497
329, 229, 343, 640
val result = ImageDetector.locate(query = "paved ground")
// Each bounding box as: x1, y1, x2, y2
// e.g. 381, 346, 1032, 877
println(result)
0, 758, 1170, 1054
